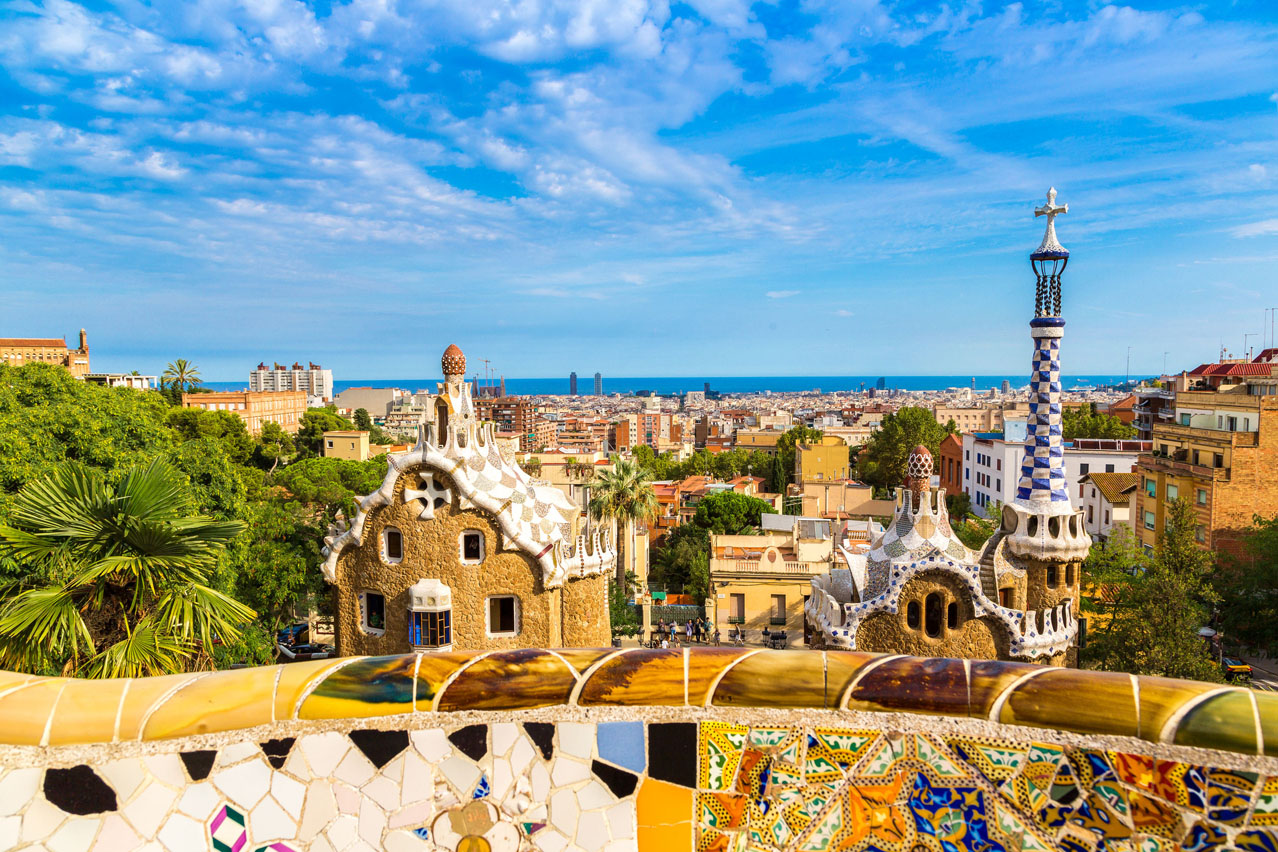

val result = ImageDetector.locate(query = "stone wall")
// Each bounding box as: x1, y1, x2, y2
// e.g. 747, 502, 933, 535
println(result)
0, 650, 1276, 852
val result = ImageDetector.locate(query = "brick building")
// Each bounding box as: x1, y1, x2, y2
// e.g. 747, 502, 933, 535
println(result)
182, 390, 307, 435
937, 433, 964, 496
0, 330, 90, 377
475, 396, 552, 452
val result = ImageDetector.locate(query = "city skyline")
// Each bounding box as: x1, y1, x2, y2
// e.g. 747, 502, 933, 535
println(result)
3, 1, 1278, 378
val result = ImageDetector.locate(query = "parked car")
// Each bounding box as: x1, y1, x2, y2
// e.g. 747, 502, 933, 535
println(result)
277, 623, 334, 663
1222, 657, 1252, 682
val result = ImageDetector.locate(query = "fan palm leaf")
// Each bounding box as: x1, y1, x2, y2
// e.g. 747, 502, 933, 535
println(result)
0, 586, 95, 673
85, 621, 187, 679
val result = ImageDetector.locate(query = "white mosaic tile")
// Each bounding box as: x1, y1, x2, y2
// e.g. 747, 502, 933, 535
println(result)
530, 763, 550, 802
606, 802, 634, 840
250, 795, 297, 842
362, 774, 400, 812
272, 772, 306, 820
155, 812, 203, 851
211, 758, 270, 809
46, 817, 99, 852
577, 810, 609, 852
357, 797, 385, 847
334, 749, 375, 787
388, 800, 431, 830
0, 815, 19, 849
299, 732, 350, 778
491, 758, 514, 801
438, 755, 479, 795
282, 746, 310, 778
548, 788, 578, 836
534, 826, 571, 852
22, 796, 66, 843
310, 834, 336, 852
216, 741, 260, 766
335, 782, 361, 816
326, 813, 357, 850
550, 757, 590, 787
492, 722, 518, 756
97, 759, 146, 805
142, 754, 185, 789
410, 728, 450, 762
0, 768, 41, 817
383, 828, 423, 852
558, 723, 594, 760
176, 782, 220, 821
576, 780, 612, 812
510, 734, 536, 774
90, 814, 139, 851
605, 839, 639, 852
121, 783, 176, 839
400, 752, 432, 807
298, 781, 336, 841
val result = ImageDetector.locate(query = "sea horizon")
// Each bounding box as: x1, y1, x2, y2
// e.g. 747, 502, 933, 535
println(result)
199, 374, 1138, 396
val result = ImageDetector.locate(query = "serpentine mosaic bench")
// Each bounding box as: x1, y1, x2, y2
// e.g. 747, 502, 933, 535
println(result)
0, 648, 1275, 852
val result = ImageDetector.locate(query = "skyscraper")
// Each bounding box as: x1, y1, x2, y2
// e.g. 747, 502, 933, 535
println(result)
1001, 379, 1012, 394
594, 372, 603, 396
569, 372, 577, 395
875, 376, 886, 390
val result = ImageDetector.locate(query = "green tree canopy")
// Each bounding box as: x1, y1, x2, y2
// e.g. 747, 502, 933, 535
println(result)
296, 406, 356, 457
856, 407, 956, 490
0, 460, 253, 677
1062, 404, 1137, 440
273, 457, 387, 524
166, 408, 256, 466
1218, 514, 1278, 655
1083, 498, 1221, 681
691, 490, 777, 534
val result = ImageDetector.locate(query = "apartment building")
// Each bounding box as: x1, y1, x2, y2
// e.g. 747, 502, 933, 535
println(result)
1135, 362, 1278, 557
182, 390, 307, 435
794, 437, 850, 483
611, 411, 673, 452
933, 405, 1003, 433
1078, 472, 1138, 541
323, 430, 371, 460
0, 330, 90, 377
250, 361, 334, 402
475, 396, 554, 452
735, 429, 783, 454
937, 434, 964, 496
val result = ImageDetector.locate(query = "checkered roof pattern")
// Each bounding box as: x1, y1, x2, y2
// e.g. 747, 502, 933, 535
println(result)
1016, 335, 1069, 506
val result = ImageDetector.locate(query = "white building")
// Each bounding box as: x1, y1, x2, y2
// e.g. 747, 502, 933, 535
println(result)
250, 361, 334, 403
1078, 472, 1138, 541
84, 373, 158, 390
961, 419, 1149, 517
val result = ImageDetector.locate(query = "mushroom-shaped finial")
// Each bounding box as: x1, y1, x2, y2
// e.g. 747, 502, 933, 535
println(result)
441, 344, 466, 377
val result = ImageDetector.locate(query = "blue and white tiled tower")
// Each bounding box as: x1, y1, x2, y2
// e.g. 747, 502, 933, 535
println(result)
1004, 189, 1090, 572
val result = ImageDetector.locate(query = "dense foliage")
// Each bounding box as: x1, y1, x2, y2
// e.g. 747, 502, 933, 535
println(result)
631, 445, 777, 488
650, 490, 775, 601
1217, 514, 1278, 656
0, 364, 385, 674
855, 407, 956, 490
1062, 403, 1137, 440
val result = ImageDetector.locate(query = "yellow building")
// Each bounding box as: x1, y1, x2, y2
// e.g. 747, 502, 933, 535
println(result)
0, 330, 90, 377
182, 390, 307, 435
735, 429, 783, 454
795, 436, 849, 483
323, 430, 371, 460
707, 517, 842, 645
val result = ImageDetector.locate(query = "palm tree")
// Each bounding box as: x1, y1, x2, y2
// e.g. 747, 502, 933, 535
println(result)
0, 460, 253, 677
589, 457, 658, 592
162, 359, 202, 394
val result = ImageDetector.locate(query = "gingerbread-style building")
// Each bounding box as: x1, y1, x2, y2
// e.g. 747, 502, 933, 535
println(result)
321, 345, 615, 655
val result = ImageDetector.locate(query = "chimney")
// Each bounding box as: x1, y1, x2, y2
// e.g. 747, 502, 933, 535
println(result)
78, 329, 87, 350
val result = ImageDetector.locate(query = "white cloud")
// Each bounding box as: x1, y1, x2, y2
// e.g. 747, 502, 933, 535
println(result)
835, 309, 854, 316
1232, 219, 1278, 239
766, 290, 799, 299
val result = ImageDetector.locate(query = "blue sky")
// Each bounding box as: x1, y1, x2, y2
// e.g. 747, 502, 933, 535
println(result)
2, 0, 1277, 380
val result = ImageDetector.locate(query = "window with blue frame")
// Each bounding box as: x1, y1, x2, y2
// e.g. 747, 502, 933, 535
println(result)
410, 609, 451, 647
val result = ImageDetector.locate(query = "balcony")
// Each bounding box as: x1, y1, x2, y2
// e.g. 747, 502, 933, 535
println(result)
1139, 453, 1228, 481
1151, 422, 1257, 446
727, 616, 745, 624
769, 616, 787, 626
714, 558, 818, 575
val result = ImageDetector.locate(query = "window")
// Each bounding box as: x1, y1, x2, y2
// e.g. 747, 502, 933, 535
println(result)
1213, 453, 1224, 468
1181, 413, 1191, 426
770, 595, 786, 626
411, 610, 451, 647
360, 591, 386, 635
486, 596, 520, 636
996, 459, 1001, 471
1087, 506, 1094, 524
924, 594, 942, 638
1066, 564, 1074, 585
995, 478, 1000, 492
383, 527, 403, 563
326, 440, 334, 448
1046, 565, 1058, 588
1197, 489, 1207, 505
1144, 511, 1155, 530
729, 594, 745, 624
1145, 478, 1156, 497
1192, 450, 1200, 465
1104, 509, 1110, 525
965, 450, 970, 460
906, 600, 921, 630
946, 602, 959, 630
460, 531, 485, 563
1195, 525, 1206, 543
1080, 463, 1090, 475
1166, 484, 1178, 501
1105, 464, 1114, 473
999, 588, 1013, 608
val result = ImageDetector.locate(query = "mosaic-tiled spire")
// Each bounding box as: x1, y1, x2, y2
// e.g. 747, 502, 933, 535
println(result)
1015, 188, 1072, 514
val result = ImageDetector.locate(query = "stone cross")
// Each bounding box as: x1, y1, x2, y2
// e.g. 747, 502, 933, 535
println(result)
1034, 187, 1068, 253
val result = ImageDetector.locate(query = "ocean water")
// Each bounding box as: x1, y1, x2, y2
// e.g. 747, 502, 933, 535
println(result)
202, 374, 1133, 396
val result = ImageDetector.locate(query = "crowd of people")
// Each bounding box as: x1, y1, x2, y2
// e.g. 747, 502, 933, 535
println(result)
650, 617, 716, 647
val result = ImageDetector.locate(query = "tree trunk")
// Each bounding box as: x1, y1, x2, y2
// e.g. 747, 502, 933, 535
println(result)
615, 517, 629, 593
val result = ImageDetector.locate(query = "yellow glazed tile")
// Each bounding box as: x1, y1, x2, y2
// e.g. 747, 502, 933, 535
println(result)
1172, 690, 1259, 756
999, 669, 1138, 737
117, 671, 209, 740
438, 649, 575, 711
48, 677, 128, 745
686, 648, 753, 706
298, 654, 417, 720
848, 655, 968, 717
826, 650, 886, 708
0, 669, 36, 697
416, 651, 488, 708
274, 656, 351, 720
143, 665, 279, 740
579, 650, 686, 706
712, 649, 826, 707
553, 648, 616, 676
1257, 691, 1278, 758
0, 678, 63, 745
1135, 675, 1220, 742
968, 659, 1042, 719
636, 778, 693, 852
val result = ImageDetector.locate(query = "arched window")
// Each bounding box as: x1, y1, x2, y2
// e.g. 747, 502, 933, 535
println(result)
1047, 565, 1058, 588
435, 398, 449, 443
947, 601, 959, 630
924, 593, 942, 638
1065, 564, 1074, 586
906, 601, 921, 630
383, 527, 403, 564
